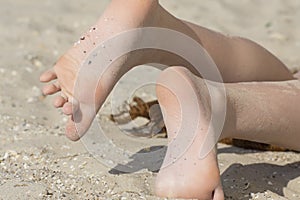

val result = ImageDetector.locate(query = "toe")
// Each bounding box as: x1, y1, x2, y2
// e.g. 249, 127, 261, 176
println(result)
62, 102, 73, 115
40, 69, 57, 82
62, 99, 79, 115
42, 82, 61, 95
65, 117, 80, 141
64, 103, 96, 141
53, 96, 67, 108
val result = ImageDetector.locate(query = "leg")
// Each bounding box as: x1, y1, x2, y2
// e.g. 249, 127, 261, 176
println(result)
183, 21, 294, 82
226, 80, 300, 151
40, 0, 294, 141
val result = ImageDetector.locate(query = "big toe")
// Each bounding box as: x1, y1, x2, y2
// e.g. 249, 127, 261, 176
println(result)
65, 118, 81, 141
65, 103, 96, 141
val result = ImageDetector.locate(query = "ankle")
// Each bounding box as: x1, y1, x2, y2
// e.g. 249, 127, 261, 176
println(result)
219, 86, 238, 139
194, 80, 237, 141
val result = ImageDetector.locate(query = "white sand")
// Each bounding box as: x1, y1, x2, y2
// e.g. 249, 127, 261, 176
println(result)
0, 0, 300, 199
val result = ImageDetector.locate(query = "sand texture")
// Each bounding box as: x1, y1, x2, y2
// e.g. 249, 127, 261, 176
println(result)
0, 0, 300, 199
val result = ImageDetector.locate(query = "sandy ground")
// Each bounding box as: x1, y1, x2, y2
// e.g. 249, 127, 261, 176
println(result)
0, 0, 300, 199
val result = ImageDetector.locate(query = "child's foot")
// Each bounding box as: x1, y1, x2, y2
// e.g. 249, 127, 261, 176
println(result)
39, 0, 165, 141
39, 0, 204, 141
39, 0, 293, 142
155, 67, 225, 200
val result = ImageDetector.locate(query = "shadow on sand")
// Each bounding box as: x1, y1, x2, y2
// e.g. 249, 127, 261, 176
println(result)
109, 144, 300, 199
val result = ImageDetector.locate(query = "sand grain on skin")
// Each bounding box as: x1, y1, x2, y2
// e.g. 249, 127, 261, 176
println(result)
0, 0, 300, 199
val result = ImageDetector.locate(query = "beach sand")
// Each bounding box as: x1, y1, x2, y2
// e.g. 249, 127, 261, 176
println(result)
0, 0, 300, 199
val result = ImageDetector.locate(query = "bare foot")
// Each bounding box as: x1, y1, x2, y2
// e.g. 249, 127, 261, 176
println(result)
40, 0, 293, 141
39, 0, 205, 141
39, 0, 164, 141
154, 66, 300, 199
155, 67, 226, 199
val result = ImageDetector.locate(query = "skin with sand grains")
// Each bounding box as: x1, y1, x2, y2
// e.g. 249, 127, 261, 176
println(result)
40, 0, 300, 199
